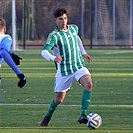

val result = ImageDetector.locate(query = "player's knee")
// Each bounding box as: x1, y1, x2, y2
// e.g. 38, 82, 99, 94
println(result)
84, 81, 93, 91
54, 98, 64, 105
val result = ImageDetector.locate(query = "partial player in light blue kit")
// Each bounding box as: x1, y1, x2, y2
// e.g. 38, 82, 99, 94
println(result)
0, 16, 26, 88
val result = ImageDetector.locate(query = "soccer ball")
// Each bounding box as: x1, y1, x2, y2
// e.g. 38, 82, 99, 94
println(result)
87, 113, 102, 129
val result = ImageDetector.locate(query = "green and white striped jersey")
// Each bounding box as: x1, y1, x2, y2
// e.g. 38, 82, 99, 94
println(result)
43, 24, 85, 76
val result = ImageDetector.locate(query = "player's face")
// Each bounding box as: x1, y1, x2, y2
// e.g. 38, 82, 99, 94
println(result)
55, 14, 68, 30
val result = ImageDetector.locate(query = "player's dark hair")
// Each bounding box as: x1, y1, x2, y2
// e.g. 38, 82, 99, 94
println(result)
54, 8, 68, 18
0, 16, 6, 27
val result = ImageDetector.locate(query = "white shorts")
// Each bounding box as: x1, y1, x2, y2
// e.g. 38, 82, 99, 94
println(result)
54, 67, 91, 92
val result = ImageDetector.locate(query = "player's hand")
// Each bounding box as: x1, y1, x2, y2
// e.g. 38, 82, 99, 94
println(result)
83, 54, 92, 63
17, 73, 26, 88
54, 55, 63, 63
11, 53, 22, 65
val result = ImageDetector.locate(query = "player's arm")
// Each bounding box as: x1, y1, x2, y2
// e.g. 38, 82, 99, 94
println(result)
9, 50, 22, 65
41, 50, 63, 63
41, 33, 63, 63
77, 36, 92, 63
77, 35, 87, 55
41, 50, 56, 61
1, 49, 26, 88
41, 36, 56, 61
1, 36, 26, 88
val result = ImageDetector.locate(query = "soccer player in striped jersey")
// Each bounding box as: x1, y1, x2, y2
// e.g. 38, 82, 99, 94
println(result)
40, 8, 93, 126
0, 16, 26, 88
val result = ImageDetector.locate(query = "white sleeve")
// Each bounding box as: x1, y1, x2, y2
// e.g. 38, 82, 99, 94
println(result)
41, 50, 56, 61
77, 36, 87, 55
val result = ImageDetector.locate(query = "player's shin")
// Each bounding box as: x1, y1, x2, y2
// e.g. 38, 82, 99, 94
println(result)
46, 99, 58, 119
81, 90, 92, 115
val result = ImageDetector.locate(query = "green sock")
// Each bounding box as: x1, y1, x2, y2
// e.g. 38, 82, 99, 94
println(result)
81, 90, 92, 115
46, 99, 58, 119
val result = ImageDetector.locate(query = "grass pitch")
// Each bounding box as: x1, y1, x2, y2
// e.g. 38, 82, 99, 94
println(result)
0, 49, 133, 133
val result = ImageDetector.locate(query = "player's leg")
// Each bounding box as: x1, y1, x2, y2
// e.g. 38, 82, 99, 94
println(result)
78, 75, 92, 124
40, 74, 73, 127
40, 92, 66, 127
40, 74, 74, 126
40, 75, 72, 126
0, 49, 22, 74
48, 92, 66, 119
75, 67, 92, 124
80, 74, 92, 113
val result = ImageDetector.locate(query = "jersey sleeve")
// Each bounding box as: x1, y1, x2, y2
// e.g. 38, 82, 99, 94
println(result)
42, 33, 56, 51
0, 35, 12, 52
77, 35, 87, 55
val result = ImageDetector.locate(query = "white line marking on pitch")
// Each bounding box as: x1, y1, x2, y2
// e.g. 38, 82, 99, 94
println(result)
104, 50, 132, 55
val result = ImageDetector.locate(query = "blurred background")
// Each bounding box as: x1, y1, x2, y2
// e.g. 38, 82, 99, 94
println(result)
0, 0, 132, 49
